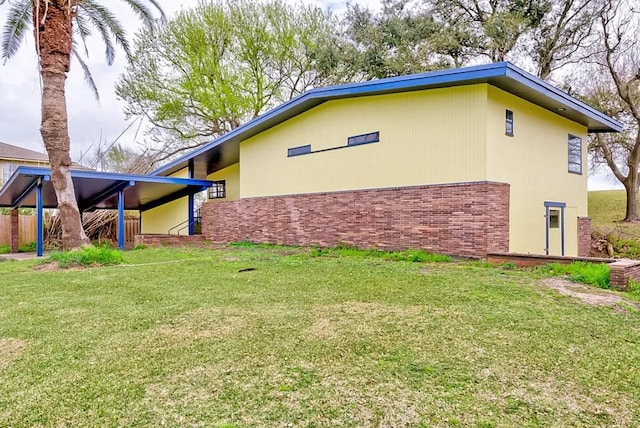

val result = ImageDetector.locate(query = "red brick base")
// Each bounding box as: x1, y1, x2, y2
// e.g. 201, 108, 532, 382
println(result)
577, 217, 591, 257
10, 209, 19, 253
134, 234, 205, 248
202, 181, 510, 258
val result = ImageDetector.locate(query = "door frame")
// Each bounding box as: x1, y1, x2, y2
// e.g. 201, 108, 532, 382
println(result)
544, 201, 566, 256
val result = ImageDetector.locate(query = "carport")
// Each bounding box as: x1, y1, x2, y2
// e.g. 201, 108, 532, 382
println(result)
0, 166, 212, 256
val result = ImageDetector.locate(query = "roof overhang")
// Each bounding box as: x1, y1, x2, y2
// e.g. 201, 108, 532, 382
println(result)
0, 166, 212, 211
152, 61, 623, 178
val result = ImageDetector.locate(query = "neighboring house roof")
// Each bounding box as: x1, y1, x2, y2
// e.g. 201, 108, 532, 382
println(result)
152, 61, 623, 178
0, 141, 49, 162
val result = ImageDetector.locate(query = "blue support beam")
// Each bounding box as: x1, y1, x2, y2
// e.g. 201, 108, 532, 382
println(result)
188, 160, 195, 235
118, 189, 125, 251
36, 179, 44, 257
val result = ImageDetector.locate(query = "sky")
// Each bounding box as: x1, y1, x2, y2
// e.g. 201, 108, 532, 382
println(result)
0, 0, 623, 190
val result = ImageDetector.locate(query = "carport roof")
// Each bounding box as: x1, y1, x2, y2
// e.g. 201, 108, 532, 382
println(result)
0, 166, 212, 211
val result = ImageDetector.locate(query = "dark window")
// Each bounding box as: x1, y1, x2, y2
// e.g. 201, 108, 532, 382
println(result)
505, 110, 514, 136
549, 209, 560, 228
208, 180, 226, 199
568, 134, 582, 174
347, 131, 380, 146
287, 145, 311, 157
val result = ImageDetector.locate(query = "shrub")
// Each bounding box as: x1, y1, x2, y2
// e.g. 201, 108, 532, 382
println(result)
18, 242, 36, 252
0, 244, 9, 254
537, 262, 610, 289
48, 246, 123, 268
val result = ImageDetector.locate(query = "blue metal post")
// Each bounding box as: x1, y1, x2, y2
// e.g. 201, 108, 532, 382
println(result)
544, 206, 549, 256
118, 189, 125, 250
36, 179, 44, 257
188, 160, 195, 235
560, 206, 565, 256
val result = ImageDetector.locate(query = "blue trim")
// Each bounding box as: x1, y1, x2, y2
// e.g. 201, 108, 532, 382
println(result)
118, 189, 125, 251
36, 180, 43, 257
188, 161, 195, 235
11, 176, 41, 208
544, 201, 566, 256
151, 61, 622, 177
10, 166, 212, 188
545, 206, 550, 256
561, 207, 565, 256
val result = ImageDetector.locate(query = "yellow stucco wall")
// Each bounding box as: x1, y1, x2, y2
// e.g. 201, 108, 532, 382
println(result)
140, 168, 189, 234
239, 85, 488, 198
485, 86, 588, 256
207, 163, 240, 202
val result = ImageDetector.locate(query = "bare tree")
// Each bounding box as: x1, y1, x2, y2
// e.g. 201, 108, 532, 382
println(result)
587, 0, 640, 220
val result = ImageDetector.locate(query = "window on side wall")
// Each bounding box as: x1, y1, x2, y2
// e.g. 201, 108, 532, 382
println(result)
2, 162, 16, 185
568, 134, 582, 174
505, 110, 514, 136
208, 180, 226, 199
347, 131, 379, 146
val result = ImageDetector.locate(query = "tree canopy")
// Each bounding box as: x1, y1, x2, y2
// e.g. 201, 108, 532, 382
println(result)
116, 0, 350, 162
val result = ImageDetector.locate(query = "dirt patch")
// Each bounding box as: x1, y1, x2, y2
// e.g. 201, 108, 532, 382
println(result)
157, 308, 247, 342
542, 278, 640, 311
0, 338, 27, 370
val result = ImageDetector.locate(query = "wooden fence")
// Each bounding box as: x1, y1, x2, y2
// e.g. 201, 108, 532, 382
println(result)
0, 215, 140, 248
0, 215, 36, 246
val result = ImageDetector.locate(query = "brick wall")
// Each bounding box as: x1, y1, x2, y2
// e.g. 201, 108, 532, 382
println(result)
608, 259, 640, 291
202, 181, 510, 258
10, 209, 18, 253
577, 217, 591, 257
134, 234, 205, 248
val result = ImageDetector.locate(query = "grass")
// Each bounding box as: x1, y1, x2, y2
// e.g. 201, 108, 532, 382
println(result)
536, 262, 611, 288
589, 190, 640, 239
47, 246, 123, 268
0, 246, 639, 427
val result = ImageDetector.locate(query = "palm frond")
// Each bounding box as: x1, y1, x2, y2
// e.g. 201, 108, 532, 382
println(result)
73, 10, 93, 57
1, 0, 32, 63
77, 0, 130, 63
72, 44, 100, 101
120, 0, 166, 27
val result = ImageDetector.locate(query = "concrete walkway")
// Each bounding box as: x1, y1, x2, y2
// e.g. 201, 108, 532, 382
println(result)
0, 252, 47, 261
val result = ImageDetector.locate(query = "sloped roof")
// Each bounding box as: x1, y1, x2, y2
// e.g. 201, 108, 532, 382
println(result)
0, 141, 49, 162
152, 61, 623, 178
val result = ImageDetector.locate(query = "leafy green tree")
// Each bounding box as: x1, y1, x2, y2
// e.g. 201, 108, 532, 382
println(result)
0, 0, 163, 249
116, 0, 347, 161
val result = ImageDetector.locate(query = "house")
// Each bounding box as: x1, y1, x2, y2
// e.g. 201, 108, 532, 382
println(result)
130, 63, 621, 257
0, 142, 50, 187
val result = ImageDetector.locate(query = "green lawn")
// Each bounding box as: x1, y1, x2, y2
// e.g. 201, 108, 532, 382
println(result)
1, 246, 639, 427
589, 189, 640, 239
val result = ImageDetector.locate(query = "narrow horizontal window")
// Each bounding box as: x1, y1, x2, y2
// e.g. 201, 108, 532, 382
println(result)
505, 110, 514, 136
568, 134, 582, 174
347, 131, 380, 146
287, 145, 311, 157
208, 180, 226, 199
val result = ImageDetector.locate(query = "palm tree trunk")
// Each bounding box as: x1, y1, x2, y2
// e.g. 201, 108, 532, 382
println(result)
35, 0, 89, 249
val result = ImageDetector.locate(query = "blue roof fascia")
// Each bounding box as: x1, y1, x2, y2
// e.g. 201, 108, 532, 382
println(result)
151, 62, 511, 176
14, 166, 213, 187
151, 61, 622, 176
503, 63, 623, 132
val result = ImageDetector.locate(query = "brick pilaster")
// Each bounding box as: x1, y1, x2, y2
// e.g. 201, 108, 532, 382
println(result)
10, 209, 19, 253
577, 217, 592, 257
